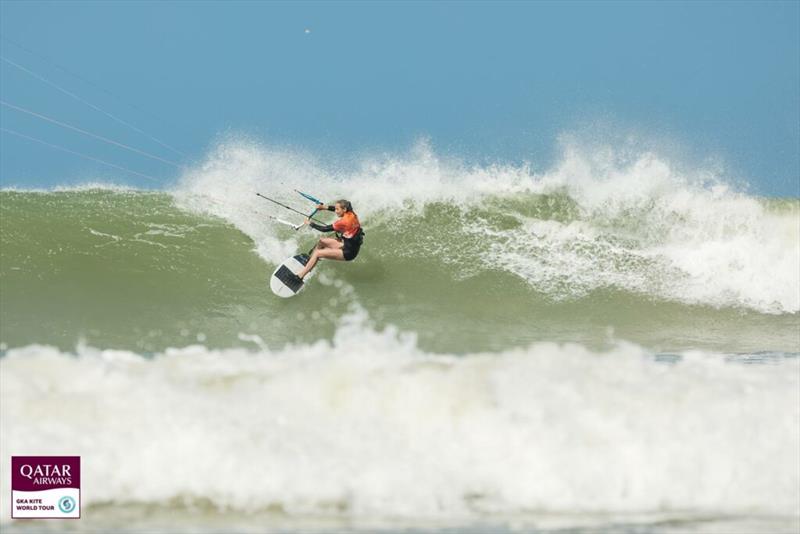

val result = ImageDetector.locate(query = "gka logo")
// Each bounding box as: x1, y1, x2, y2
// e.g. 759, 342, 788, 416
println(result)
58, 496, 76, 513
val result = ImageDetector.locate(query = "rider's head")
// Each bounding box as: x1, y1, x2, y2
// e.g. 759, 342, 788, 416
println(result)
334, 199, 352, 216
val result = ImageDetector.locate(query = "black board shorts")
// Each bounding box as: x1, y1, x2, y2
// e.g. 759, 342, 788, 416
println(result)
342, 235, 362, 261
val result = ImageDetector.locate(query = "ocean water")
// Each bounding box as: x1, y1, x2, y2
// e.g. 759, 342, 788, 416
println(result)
1, 140, 798, 533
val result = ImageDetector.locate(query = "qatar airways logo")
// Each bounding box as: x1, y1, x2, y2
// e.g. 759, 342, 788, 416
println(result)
11, 456, 80, 519
19, 463, 74, 486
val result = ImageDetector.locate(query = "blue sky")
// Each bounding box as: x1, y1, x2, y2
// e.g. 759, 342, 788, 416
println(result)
1, 1, 798, 195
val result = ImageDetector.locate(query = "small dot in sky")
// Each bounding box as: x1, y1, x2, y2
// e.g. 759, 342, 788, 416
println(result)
304, 29, 311, 34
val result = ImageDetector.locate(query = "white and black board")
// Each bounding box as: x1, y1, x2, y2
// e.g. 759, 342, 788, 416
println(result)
270, 254, 310, 298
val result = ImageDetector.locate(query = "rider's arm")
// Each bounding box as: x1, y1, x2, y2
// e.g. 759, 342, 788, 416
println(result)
309, 221, 335, 232
307, 203, 336, 231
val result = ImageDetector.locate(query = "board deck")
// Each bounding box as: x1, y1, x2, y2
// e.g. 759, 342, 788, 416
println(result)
270, 254, 310, 297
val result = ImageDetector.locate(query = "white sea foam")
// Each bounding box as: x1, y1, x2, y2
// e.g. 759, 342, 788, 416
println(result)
51, 182, 144, 193
1, 313, 797, 522
480, 144, 800, 312
1, 182, 146, 193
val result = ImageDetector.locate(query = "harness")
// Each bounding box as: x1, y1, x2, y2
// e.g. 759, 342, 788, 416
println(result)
338, 227, 364, 244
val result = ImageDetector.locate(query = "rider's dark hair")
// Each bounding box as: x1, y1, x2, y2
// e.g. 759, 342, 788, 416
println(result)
335, 199, 353, 212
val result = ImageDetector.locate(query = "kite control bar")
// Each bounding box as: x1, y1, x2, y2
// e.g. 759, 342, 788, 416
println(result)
255, 192, 326, 224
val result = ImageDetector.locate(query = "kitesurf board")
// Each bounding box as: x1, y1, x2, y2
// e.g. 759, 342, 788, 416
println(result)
270, 254, 310, 298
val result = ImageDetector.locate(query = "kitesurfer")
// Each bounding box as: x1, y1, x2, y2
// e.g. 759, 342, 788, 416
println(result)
294, 199, 363, 280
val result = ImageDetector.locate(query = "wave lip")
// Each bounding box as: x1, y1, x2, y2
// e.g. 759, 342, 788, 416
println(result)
2, 315, 798, 522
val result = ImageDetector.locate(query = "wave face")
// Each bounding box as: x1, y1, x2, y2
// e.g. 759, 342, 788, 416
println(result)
1, 316, 798, 523
1, 140, 798, 353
